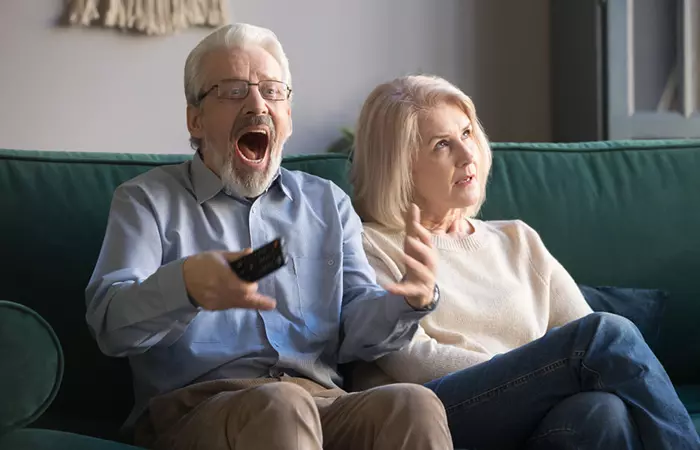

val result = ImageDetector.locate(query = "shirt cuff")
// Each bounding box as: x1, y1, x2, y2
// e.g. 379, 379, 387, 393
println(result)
385, 291, 434, 323
156, 257, 198, 313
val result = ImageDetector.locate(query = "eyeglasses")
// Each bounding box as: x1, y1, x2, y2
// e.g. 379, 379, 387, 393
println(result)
197, 79, 292, 104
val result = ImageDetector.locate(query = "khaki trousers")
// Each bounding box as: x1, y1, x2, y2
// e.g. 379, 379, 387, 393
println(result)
134, 375, 452, 450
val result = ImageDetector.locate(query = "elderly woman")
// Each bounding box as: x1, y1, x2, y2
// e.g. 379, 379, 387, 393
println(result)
350, 74, 700, 450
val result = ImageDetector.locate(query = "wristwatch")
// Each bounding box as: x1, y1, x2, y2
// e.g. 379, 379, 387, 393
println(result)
412, 284, 440, 311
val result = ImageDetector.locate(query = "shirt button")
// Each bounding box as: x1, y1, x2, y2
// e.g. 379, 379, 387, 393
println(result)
327, 259, 334, 266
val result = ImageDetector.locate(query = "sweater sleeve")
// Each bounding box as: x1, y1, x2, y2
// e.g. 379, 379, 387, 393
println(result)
519, 221, 593, 329
362, 229, 491, 383
376, 325, 491, 384
546, 254, 593, 329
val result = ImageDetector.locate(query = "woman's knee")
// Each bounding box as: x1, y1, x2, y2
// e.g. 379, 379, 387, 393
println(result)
588, 311, 639, 334
567, 391, 630, 421
529, 392, 640, 448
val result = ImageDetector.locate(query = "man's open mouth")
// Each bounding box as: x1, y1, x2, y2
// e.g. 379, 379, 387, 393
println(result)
235, 129, 270, 165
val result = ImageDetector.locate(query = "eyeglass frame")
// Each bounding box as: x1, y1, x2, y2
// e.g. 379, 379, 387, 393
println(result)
196, 79, 292, 104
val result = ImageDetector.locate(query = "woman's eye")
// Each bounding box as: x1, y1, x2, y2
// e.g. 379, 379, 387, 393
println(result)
462, 128, 472, 138
435, 140, 449, 150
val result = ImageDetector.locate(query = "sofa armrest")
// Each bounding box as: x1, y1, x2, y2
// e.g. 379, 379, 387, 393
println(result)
0, 300, 63, 436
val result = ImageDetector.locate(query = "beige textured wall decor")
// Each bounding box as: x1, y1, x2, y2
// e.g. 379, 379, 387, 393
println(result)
65, 0, 230, 36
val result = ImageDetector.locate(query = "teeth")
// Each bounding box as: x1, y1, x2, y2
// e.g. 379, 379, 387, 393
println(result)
239, 152, 263, 162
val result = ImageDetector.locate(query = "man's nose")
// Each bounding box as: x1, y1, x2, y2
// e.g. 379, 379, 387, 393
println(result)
242, 85, 269, 115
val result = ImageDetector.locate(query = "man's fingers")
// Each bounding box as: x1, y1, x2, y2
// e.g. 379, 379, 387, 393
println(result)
243, 293, 277, 310
228, 278, 258, 295
222, 248, 253, 262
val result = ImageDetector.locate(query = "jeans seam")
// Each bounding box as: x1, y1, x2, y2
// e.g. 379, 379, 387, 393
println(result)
444, 358, 570, 413
580, 361, 605, 390
527, 426, 577, 442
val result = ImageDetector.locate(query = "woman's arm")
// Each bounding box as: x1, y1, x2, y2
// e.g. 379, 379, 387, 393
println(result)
546, 255, 593, 329
519, 221, 593, 329
376, 325, 491, 384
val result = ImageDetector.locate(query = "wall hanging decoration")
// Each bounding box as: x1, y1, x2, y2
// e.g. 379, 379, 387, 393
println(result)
65, 0, 230, 36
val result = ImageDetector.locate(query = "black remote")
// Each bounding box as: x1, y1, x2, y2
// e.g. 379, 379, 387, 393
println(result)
230, 238, 287, 282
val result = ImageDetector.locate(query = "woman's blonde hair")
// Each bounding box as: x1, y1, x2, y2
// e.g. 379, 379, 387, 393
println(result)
350, 74, 492, 230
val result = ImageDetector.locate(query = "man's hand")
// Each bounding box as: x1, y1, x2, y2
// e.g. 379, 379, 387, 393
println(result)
384, 204, 437, 310
182, 249, 276, 311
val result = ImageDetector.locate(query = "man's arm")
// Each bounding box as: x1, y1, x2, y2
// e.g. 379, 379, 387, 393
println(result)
85, 184, 198, 357
335, 192, 436, 364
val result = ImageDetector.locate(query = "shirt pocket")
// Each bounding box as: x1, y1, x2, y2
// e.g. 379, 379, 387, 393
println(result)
291, 254, 342, 338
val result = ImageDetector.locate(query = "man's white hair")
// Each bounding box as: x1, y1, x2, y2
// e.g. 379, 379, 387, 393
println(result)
184, 23, 292, 151
184, 23, 293, 107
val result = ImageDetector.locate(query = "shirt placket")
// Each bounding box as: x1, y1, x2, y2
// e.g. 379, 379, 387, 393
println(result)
248, 197, 285, 376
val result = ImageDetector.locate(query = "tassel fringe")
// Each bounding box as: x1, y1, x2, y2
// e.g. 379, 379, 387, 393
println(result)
66, 0, 230, 35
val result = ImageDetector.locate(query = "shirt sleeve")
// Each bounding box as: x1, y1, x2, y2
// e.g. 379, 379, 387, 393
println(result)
334, 191, 431, 364
85, 183, 198, 357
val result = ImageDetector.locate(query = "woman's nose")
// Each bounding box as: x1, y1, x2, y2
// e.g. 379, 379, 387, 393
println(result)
457, 141, 475, 166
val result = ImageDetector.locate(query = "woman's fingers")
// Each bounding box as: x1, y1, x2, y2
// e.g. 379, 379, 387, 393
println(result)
404, 252, 433, 283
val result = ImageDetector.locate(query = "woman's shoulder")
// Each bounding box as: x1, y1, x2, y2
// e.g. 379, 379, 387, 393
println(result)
478, 219, 545, 248
361, 222, 405, 252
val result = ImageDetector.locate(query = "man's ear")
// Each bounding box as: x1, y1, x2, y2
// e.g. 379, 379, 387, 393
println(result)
286, 104, 293, 138
187, 104, 205, 140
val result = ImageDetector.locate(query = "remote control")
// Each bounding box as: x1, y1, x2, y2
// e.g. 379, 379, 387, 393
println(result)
230, 238, 287, 282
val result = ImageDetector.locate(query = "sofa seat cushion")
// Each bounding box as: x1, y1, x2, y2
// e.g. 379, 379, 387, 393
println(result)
0, 301, 63, 435
0, 428, 144, 450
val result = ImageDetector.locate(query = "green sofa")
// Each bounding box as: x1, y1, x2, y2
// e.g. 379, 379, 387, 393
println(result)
1, 140, 699, 449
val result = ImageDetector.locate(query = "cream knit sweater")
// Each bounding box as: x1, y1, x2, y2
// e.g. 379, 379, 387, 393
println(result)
358, 219, 593, 386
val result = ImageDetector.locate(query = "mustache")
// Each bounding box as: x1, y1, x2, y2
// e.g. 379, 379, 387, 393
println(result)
230, 114, 276, 142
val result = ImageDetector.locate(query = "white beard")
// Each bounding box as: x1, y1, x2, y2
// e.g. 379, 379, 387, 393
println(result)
214, 146, 283, 199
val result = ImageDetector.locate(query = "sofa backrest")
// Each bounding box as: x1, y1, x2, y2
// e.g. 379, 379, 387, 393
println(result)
1, 140, 699, 431
0, 150, 351, 433
479, 140, 700, 386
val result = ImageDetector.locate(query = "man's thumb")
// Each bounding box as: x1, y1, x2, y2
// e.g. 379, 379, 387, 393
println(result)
222, 248, 253, 262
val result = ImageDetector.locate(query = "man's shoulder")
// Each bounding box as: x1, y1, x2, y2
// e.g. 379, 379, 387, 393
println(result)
116, 161, 191, 198
280, 168, 348, 201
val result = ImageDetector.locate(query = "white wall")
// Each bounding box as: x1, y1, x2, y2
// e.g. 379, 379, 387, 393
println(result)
0, 0, 551, 155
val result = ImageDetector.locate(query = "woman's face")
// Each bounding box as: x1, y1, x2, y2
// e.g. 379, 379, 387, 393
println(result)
412, 102, 482, 217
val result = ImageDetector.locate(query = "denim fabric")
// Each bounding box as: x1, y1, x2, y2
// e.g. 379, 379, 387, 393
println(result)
424, 312, 700, 450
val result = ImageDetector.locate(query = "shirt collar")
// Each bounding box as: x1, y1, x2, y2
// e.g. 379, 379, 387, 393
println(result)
190, 153, 293, 204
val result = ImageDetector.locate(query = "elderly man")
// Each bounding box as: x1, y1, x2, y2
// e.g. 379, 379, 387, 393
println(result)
85, 23, 451, 450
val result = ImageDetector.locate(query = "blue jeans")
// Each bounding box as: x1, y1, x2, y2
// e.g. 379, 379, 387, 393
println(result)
424, 312, 700, 450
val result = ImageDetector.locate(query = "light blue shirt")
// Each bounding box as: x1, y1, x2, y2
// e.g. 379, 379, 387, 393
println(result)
85, 154, 431, 427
